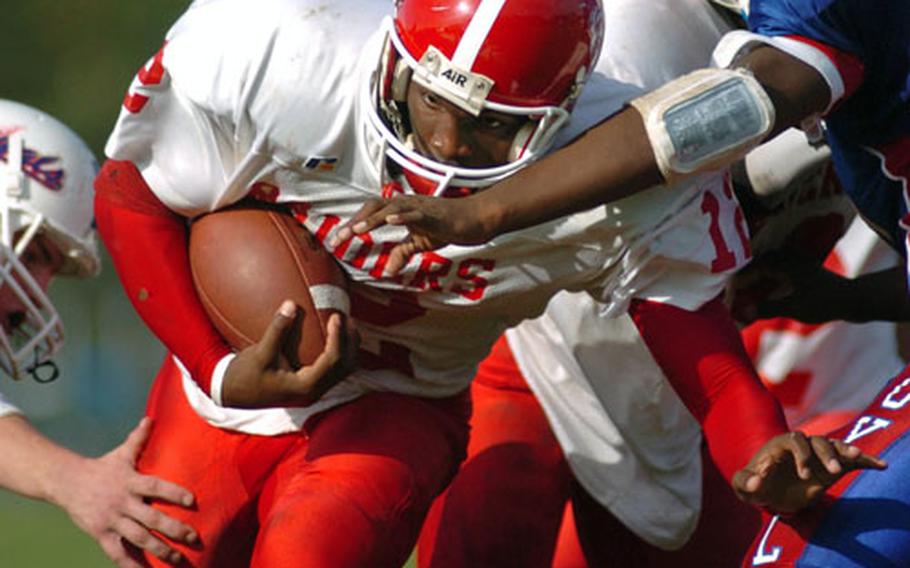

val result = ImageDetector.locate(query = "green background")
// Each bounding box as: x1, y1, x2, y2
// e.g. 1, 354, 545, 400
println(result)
2, 2, 191, 565
1, 3, 422, 566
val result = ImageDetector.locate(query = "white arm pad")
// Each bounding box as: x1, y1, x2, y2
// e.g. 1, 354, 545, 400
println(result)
630, 68, 775, 185
209, 352, 237, 407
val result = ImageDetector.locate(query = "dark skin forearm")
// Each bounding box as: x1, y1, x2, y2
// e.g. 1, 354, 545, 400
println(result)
480, 106, 662, 237
737, 46, 832, 139
337, 45, 837, 265
839, 266, 910, 323
470, 46, 833, 239
734, 262, 910, 324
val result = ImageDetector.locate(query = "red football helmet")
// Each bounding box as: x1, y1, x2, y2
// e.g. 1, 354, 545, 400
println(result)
365, 0, 604, 196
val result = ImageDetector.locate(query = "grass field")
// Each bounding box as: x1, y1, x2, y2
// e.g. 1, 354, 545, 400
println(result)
0, 492, 418, 567
0, 493, 109, 567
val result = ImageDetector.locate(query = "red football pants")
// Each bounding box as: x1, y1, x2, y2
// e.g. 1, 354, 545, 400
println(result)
417, 336, 574, 568
563, 445, 760, 567
419, 336, 760, 568
135, 357, 470, 568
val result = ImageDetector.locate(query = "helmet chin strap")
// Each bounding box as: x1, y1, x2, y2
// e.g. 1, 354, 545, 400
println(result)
26, 353, 58, 384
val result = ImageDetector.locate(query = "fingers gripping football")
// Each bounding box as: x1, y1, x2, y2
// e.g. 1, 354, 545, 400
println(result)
222, 303, 358, 408
189, 204, 356, 408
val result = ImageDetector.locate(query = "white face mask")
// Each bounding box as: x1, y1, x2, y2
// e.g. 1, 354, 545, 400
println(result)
0, 135, 61, 381
0, 216, 63, 382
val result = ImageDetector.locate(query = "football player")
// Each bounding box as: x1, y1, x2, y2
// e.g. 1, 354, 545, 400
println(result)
0, 99, 196, 567
415, 2, 896, 566
339, 0, 910, 564
416, 2, 756, 566
94, 1, 878, 566
340, 0, 910, 330
741, 362, 910, 567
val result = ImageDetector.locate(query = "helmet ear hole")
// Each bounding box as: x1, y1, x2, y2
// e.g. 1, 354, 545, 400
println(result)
508, 122, 536, 162
391, 58, 412, 102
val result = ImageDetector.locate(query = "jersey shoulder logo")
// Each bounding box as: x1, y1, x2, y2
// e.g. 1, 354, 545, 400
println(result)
0, 130, 64, 191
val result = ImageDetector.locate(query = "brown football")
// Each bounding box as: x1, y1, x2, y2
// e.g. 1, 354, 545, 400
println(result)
189, 202, 349, 367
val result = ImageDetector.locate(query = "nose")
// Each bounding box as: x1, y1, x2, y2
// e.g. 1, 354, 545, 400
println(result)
31, 265, 55, 293
21, 263, 56, 310
429, 111, 473, 164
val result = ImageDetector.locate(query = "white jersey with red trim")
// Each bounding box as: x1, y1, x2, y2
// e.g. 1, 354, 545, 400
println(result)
105, 0, 744, 435
506, 0, 741, 550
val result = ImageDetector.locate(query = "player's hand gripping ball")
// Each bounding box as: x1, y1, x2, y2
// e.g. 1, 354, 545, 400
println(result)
189, 202, 350, 369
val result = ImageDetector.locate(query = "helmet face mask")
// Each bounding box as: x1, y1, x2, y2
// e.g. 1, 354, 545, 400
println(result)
366, 0, 604, 196
0, 100, 99, 381
0, 220, 64, 382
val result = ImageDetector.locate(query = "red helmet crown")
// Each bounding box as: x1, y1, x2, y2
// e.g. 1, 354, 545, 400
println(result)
366, 0, 605, 196
394, 0, 604, 109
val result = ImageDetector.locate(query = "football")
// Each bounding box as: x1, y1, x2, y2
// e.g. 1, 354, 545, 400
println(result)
188, 202, 349, 367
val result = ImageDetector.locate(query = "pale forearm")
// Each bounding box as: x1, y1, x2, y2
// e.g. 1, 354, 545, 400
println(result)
0, 414, 84, 506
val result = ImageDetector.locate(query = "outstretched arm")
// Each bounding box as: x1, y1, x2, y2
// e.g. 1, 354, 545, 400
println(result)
731, 259, 910, 324
335, 45, 832, 258
628, 295, 884, 514
0, 414, 196, 567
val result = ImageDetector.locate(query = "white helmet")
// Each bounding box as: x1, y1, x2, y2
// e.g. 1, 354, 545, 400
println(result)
0, 99, 99, 381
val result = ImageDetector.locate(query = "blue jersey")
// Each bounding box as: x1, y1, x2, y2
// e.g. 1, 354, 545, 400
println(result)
744, 367, 910, 567
746, 0, 910, 257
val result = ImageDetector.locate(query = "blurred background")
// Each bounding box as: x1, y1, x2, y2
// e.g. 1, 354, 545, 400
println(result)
1, 1, 189, 564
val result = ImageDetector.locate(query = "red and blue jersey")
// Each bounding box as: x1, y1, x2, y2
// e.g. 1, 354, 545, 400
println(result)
743, 366, 910, 567
745, 0, 910, 261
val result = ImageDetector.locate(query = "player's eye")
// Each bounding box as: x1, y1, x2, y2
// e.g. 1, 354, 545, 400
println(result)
17, 236, 61, 271
477, 113, 525, 134
478, 115, 504, 130
422, 91, 443, 109
19, 249, 38, 265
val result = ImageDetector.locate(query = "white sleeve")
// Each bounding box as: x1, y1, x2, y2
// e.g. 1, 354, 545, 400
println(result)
0, 390, 23, 418
103, 0, 287, 217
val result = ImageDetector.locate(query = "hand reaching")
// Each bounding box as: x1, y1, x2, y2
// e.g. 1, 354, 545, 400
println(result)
331, 194, 490, 276
56, 418, 197, 567
727, 253, 849, 324
732, 431, 887, 515
221, 301, 359, 408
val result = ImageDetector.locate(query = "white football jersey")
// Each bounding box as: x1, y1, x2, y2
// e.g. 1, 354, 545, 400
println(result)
105, 0, 743, 438
506, 0, 740, 549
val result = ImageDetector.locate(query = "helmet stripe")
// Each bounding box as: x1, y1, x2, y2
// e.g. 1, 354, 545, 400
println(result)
451, 0, 507, 70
